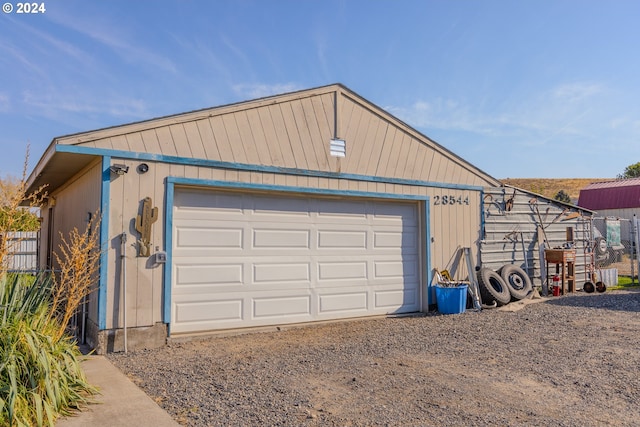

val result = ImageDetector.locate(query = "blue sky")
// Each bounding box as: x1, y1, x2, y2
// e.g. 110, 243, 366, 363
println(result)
1, 0, 639, 180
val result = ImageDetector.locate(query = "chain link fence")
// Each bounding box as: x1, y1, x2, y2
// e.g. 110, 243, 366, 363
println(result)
591, 217, 638, 281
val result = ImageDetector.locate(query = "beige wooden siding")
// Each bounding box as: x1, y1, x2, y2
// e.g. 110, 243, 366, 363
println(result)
107, 160, 171, 329
428, 188, 481, 278
102, 162, 483, 330
58, 86, 497, 189
47, 160, 102, 325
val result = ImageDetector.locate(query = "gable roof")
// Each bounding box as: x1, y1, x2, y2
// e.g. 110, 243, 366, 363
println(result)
27, 84, 500, 195
577, 178, 640, 210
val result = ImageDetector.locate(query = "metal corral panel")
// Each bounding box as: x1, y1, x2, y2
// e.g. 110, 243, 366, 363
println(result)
481, 186, 594, 288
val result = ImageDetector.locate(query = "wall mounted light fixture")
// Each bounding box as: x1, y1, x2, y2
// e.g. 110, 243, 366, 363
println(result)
110, 164, 129, 175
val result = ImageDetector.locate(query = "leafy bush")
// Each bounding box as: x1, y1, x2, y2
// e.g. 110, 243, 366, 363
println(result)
0, 148, 47, 268
0, 273, 96, 426
0, 207, 40, 232
553, 189, 572, 204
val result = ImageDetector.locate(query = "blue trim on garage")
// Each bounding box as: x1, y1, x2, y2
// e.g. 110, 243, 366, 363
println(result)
162, 179, 175, 326
98, 156, 111, 330
424, 200, 432, 307
162, 177, 432, 332
55, 144, 485, 192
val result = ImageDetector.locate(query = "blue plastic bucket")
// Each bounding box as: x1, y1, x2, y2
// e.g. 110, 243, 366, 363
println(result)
435, 285, 468, 314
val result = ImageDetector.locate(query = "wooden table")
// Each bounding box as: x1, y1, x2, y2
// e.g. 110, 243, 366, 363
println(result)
545, 249, 576, 295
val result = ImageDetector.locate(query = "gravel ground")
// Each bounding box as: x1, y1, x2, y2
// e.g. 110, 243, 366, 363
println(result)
108, 290, 640, 426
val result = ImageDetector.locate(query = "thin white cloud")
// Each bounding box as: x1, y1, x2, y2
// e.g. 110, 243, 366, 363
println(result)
221, 35, 252, 70
314, 31, 330, 81
552, 82, 603, 103
387, 97, 495, 135
0, 40, 48, 79
232, 83, 303, 100
8, 16, 92, 65
47, 9, 177, 74
387, 81, 611, 142
22, 90, 149, 119
169, 35, 232, 81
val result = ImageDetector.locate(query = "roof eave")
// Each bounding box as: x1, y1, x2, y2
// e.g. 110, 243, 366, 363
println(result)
24, 139, 100, 202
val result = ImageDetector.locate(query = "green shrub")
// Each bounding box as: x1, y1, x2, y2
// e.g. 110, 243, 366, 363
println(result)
0, 273, 96, 426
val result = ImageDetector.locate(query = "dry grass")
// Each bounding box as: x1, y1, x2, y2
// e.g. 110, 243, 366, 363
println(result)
500, 178, 613, 202
51, 213, 101, 340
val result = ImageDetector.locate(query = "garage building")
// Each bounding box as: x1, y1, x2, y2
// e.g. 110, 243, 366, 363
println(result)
27, 84, 503, 352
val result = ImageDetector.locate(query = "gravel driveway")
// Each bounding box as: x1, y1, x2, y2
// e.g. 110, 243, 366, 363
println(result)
108, 290, 640, 426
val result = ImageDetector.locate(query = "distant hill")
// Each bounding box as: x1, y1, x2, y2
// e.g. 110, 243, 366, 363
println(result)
500, 178, 613, 203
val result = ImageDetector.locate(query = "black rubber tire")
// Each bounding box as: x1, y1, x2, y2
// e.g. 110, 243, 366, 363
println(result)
595, 237, 611, 266
476, 267, 511, 306
498, 264, 533, 300
596, 281, 607, 293
583, 282, 595, 293
594, 237, 608, 257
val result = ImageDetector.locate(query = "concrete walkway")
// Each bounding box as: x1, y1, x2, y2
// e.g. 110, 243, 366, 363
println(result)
56, 355, 179, 426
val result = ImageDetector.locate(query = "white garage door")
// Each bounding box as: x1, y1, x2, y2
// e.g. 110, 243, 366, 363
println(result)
171, 188, 421, 334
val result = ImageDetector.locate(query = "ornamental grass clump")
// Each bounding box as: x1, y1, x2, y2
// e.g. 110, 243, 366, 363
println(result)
0, 148, 99, 425
0, 273, 96, 426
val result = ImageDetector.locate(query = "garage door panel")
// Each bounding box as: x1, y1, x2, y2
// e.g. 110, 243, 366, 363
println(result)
253, 262, 311, 284
317, 261, 368, 281
373, 231, 418, 252
174, 298, 243, 325
174, 208, 243, 222
315, 200, 368, 219
172, 190, 422, 334
317, 230, 367, 249
252, 295, 311, 319
252, 228, 310, 248
374, 257, 418, 280
176, 189, 244, 210
176, 226, 244, 249
174, 263, 244, 287
373, 202, 417, 221
318, 292, 368, 314
251, 196, 311, 217
375, 288, 418, 310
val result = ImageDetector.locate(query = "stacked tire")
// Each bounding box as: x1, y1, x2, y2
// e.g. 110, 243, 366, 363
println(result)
476, 265, 533, 306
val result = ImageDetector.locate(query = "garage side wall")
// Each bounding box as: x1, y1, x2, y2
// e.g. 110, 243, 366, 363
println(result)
41, 160, 102, 341
106, 159, 168, 330
104, 159, 483, 333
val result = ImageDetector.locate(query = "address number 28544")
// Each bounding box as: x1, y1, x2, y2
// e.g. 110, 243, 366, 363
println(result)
433, 195, 470, 206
